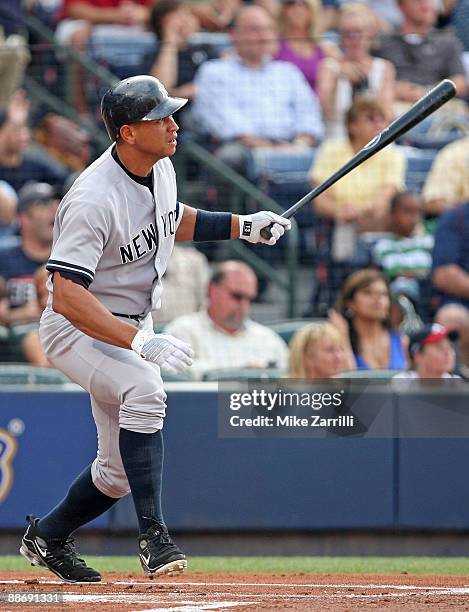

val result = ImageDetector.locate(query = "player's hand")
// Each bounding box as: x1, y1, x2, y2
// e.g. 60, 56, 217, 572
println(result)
238, 211, 291, 246
131, 329, 194, 375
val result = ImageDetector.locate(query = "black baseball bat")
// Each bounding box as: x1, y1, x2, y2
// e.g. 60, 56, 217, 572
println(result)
260, 78, 456, 240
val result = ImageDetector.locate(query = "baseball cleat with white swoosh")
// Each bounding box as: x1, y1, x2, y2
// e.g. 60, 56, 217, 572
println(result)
19, 515, 101, 583
138, 521, 187, 578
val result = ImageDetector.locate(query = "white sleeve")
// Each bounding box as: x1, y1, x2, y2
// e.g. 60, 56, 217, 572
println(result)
47, 199, 110, 284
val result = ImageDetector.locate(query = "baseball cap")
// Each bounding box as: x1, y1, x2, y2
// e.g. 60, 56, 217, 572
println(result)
17, 182, 58, 213
408, 323, 459, 357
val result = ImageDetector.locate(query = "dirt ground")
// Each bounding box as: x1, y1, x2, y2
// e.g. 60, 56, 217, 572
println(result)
1, 571, 469, 611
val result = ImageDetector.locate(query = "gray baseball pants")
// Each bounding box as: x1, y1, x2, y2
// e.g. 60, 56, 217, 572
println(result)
39, 307, 166, 499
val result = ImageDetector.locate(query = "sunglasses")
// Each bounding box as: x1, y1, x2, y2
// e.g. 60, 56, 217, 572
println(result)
223, 286, 255, 303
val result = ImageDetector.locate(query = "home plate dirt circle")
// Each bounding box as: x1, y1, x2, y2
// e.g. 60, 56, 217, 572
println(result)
1, 573, 469, 611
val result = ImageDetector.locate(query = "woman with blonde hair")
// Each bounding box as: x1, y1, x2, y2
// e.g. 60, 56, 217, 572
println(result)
287, 321, 353, 378
274, 0, 339, 92
317, 3, 395, 138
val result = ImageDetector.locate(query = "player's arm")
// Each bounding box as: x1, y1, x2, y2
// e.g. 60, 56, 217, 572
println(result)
175, 204, 291, 245
52, 271, 138, 349
52, 272, 193, 374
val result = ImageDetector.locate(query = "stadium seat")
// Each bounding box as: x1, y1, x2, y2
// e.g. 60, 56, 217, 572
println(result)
268, 318, 326, 345
0, 364, 72, 385
336, 369, 403, 380
403, 146, 439, 192
203, 368, 285, 382
161, 370, 194, 382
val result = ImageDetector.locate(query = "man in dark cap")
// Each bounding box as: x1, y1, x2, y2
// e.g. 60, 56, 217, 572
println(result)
0, 182, 58, 351
394, 323, 459, 378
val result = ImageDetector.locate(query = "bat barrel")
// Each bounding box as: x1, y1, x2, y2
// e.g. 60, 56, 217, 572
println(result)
260, 78, 456, 239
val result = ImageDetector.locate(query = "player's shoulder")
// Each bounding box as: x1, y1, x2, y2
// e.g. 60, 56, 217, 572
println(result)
59, 148, 123, 212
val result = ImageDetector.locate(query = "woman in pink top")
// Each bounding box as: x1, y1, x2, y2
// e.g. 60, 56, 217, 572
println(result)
274, 0, 339, 92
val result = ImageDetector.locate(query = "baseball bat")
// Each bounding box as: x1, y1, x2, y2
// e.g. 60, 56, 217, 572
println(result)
260, 78, 456, 240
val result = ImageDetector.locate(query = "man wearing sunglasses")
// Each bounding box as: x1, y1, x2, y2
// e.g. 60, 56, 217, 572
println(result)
166, 260, 288, 379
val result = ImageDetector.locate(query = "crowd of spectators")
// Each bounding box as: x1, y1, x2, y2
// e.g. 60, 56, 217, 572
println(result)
0, 0, 467, 381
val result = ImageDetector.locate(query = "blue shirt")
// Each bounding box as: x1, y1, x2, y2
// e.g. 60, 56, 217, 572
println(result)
355, 331, 407, 370
0, 239, 45, 309
432, 202, 469, 309
193, 55, 324, 142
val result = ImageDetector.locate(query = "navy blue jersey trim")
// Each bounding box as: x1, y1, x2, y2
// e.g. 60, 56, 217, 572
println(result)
47, 259, 94, 281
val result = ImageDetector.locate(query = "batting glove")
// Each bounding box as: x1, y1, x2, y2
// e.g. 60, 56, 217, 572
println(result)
131, 329, 194, 375
239, 211, 291, 246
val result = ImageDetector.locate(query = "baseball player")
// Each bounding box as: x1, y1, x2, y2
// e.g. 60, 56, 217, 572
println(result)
19, 75, 290, 583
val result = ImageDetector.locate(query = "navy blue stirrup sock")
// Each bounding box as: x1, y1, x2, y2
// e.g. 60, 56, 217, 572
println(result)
37, 465, 118, 540
119, 428, 165, 534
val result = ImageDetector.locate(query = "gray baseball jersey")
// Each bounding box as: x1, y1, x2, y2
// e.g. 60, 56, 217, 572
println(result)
46, 146, 184, 316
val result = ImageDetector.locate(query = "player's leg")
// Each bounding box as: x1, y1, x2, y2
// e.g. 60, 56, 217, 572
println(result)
33, 310, 186, 577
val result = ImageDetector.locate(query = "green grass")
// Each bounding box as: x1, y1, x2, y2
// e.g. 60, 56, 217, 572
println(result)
2, 556, 469, 575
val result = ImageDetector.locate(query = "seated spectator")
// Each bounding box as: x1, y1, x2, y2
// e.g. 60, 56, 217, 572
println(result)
22, 265, 50, 367
0, 1, 30, 107
331, 268, 408, 369
432, 202, 469, 310
287, 321, 353, 378
309, 97, 405, 259
372, 192, 434, 308
435, 303, 469, 378
0, 179, 18, 231
165, 260, 288, 379
190, 0, 278, 31
0, 183, 57, 361
56, 0, 154, 115
274, 0, 340, 93
192, 5, 324, 176
34, 114, 91, 173
147, 0, 218, 105
394, 323, 459, 378
0, 91, 69, 193
321, 0, 403, 32
318, 3, 395, 138
374, 0, 467, 108
422, 136, 469, 216
152, 243, 211, 326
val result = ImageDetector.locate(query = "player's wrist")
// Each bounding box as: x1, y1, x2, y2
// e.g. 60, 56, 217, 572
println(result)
238, 214, 254, 241
131, 328, 155, 356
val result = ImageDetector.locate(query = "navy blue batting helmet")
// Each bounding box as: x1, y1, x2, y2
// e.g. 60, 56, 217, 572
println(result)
101, 75, 188, 142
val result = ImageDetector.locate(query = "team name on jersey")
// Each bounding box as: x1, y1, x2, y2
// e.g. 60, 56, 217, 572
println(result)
161, 207, 177, 238
119, 222, 157, 264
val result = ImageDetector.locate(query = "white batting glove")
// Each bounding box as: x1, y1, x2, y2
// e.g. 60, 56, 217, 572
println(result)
131, 329, 194, 375
239, 211, 291, 246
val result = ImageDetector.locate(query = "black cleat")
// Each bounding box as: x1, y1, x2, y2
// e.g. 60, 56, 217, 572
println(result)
138, 521, 187, 578
20, 515, 101, 583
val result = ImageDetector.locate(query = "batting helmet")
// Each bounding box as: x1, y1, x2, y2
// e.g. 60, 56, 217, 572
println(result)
101, 75, 188, 142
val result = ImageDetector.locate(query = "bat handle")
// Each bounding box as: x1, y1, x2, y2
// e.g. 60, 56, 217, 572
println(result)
260, 212, 291, 241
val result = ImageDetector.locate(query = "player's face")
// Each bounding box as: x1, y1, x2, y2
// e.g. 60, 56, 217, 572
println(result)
132, 115, 179, 159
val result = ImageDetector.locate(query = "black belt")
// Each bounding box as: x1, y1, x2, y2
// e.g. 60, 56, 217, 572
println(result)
112, 312, 143, 323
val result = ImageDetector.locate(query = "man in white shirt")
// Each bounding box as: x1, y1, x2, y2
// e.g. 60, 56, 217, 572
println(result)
165, 260, 288, 379
394, 323, 459, 378
192, 5, 324, 173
